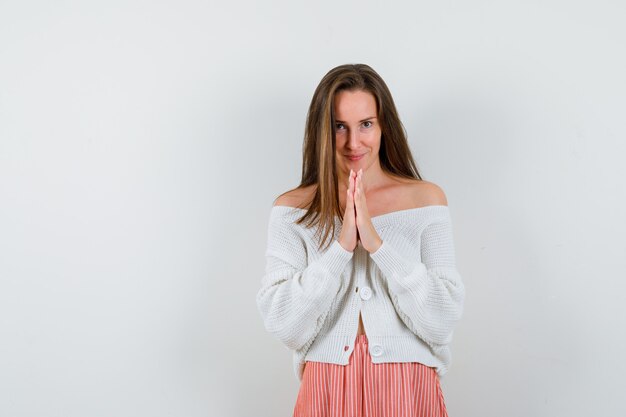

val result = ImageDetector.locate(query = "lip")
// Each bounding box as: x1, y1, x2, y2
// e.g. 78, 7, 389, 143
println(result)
345, 153, 365, 161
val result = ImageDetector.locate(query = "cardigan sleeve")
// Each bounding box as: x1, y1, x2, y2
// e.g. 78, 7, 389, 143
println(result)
369, 210, 465, 348
256, 213, 354, 351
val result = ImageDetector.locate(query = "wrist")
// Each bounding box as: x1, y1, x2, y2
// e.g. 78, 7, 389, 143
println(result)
368, 237, 383, 254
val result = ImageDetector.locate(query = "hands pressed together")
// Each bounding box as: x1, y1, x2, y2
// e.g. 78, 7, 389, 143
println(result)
338, 168, 383, 254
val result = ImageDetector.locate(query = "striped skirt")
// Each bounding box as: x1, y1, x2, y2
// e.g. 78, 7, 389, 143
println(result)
292, 334, 448, 417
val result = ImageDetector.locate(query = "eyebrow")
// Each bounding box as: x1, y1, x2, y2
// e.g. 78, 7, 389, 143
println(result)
335, 116, 377, 123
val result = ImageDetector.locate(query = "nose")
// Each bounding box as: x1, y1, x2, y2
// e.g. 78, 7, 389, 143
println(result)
348, 128, 359, 149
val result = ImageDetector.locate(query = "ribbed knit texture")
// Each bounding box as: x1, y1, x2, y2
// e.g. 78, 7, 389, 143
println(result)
256, 205, 465, 382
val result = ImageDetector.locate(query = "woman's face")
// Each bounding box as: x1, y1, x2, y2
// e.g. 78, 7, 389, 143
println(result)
333, 89, 382, 177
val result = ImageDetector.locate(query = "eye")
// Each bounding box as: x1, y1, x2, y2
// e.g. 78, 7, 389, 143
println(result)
335, 123, 346, 130
362, 121, 373, 128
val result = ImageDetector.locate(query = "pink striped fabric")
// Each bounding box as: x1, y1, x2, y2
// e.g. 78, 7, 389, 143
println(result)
292, 334, 448, 417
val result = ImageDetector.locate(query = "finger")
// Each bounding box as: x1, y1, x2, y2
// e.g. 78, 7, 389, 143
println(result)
346, 189, 352, 214
354, 172, 366, 216
354, 182, 361, 215
355, 172, 362, 204
358, 171, 365, 200
349, 171, 354, 195
350, 174, 356, 203
348, 194, 356, 224
347, 175, 355, 218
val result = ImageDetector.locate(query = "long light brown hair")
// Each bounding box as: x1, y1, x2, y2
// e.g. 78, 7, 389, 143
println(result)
276, 63, 423, 251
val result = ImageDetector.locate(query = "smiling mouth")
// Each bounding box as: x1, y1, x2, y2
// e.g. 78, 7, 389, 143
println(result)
346, 154, 364, 161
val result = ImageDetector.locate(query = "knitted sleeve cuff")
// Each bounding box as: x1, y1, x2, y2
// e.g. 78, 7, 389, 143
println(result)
317, 239, 354, 277
369, 239, 424, 290
305, 240, 353, 307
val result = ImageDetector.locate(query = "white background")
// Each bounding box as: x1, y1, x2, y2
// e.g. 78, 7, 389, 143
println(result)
1, 1, 625, 416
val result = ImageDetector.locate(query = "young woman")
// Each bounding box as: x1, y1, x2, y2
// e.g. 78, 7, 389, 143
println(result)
256, 63, 465, 417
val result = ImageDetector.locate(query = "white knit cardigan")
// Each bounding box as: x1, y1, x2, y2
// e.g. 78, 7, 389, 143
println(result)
256, 204, 465, 381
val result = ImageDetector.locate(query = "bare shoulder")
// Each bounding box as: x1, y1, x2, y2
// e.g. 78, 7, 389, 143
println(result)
273, 185, 316, 209
407, 179, 448, 207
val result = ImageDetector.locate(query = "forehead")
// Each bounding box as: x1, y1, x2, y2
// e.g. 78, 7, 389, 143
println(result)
333, 89, 377, 119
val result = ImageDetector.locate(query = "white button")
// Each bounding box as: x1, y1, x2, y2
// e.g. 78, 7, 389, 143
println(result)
371, 344, 383, 356
360, 286, 372, 300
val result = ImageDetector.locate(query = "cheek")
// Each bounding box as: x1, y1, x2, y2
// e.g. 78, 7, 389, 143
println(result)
366, 129, 382, 147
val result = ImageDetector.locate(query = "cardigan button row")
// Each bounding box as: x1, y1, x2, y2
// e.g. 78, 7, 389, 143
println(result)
370, 344, 383, 356
360, 286, 372, 300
